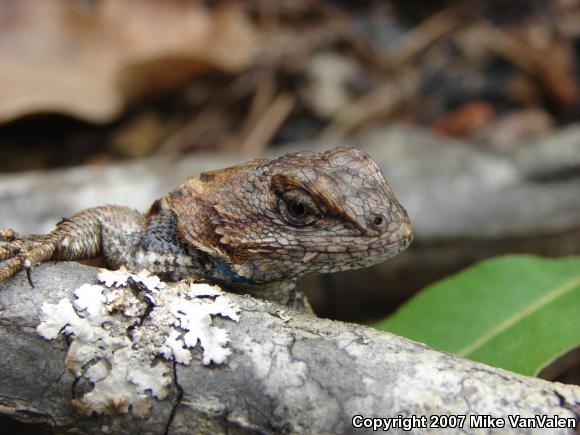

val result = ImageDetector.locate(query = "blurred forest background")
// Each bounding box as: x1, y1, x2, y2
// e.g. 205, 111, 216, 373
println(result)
0, 0, 579, 334
2, 0, 580, 167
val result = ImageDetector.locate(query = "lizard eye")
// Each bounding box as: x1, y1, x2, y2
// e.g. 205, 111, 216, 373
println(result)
278, 190, 318, 226
288, 200, 307, 218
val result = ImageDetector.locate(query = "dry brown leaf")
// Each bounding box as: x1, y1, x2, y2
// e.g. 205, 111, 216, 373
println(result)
0, 0, 257, 123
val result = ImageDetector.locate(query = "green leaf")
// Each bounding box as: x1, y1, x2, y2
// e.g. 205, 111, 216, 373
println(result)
374, 255, 580, 376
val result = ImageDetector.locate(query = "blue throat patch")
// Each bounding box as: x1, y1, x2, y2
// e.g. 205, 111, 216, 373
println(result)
215, 262, 256, 284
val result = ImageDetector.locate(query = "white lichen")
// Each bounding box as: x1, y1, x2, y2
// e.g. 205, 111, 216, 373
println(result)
97, 267, 132, 288
36, 269, 240, 418
186, 282, 222, 298
97, 266, 166, 291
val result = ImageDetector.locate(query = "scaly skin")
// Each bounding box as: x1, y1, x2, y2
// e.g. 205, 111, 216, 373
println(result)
0, 147, 413, 311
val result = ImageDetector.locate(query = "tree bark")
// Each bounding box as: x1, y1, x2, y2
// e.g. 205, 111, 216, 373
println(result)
0, 263, 578, 434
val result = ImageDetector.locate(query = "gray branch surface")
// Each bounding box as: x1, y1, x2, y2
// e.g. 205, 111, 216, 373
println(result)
1, 263, 579, 434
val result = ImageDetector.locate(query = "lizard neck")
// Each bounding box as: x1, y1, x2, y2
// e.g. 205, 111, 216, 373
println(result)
184, 248, 313, 313
145, 200, 313, 313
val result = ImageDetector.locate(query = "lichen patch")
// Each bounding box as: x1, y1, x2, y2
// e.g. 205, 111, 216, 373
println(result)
36, 269, 240, 418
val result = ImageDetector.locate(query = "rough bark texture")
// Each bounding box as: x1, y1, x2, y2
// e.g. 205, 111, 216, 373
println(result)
0, 262, 579, 434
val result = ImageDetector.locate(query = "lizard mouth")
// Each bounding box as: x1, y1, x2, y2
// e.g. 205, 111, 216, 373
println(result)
334, 221, 413, 256
325, 237, 412, 272
385, 233, 413, 256
299, 231, 414, 273
362, 232, 413, 261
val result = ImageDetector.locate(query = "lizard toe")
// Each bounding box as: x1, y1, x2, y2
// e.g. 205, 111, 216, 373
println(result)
0, 238, 57, 284
0, 228, 17, 242
0, 243, 20, 261
0, 255, 23, 283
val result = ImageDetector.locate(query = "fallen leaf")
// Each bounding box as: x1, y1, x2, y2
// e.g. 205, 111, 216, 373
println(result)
0, 0, 257, 123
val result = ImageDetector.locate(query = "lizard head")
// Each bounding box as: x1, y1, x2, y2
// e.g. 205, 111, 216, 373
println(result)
173, 147, 413, 284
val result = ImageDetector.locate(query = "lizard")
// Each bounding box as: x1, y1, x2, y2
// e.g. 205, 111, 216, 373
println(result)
0, 147, 413, 312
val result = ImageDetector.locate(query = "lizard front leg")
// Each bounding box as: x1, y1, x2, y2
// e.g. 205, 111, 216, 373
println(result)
0, 205, 145, 283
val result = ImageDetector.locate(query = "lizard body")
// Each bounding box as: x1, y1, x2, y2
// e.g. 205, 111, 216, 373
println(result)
0, 147, 412, 311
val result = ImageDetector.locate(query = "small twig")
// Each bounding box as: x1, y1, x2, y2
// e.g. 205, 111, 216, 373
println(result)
238, 92, 296, 153
157, 107, 227, 153
382, 7, 464, 69
461, 18, 577, 111
318, 7, 466, 142
234, 70, 277, 148
319, 70, 420, 142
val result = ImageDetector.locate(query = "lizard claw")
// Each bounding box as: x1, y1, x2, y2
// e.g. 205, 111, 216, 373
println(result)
0, 236, 56, 285
25, 265, 35, 288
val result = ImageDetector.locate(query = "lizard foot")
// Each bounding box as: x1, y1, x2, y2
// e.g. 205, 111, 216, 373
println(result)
0, 233, 57, 284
